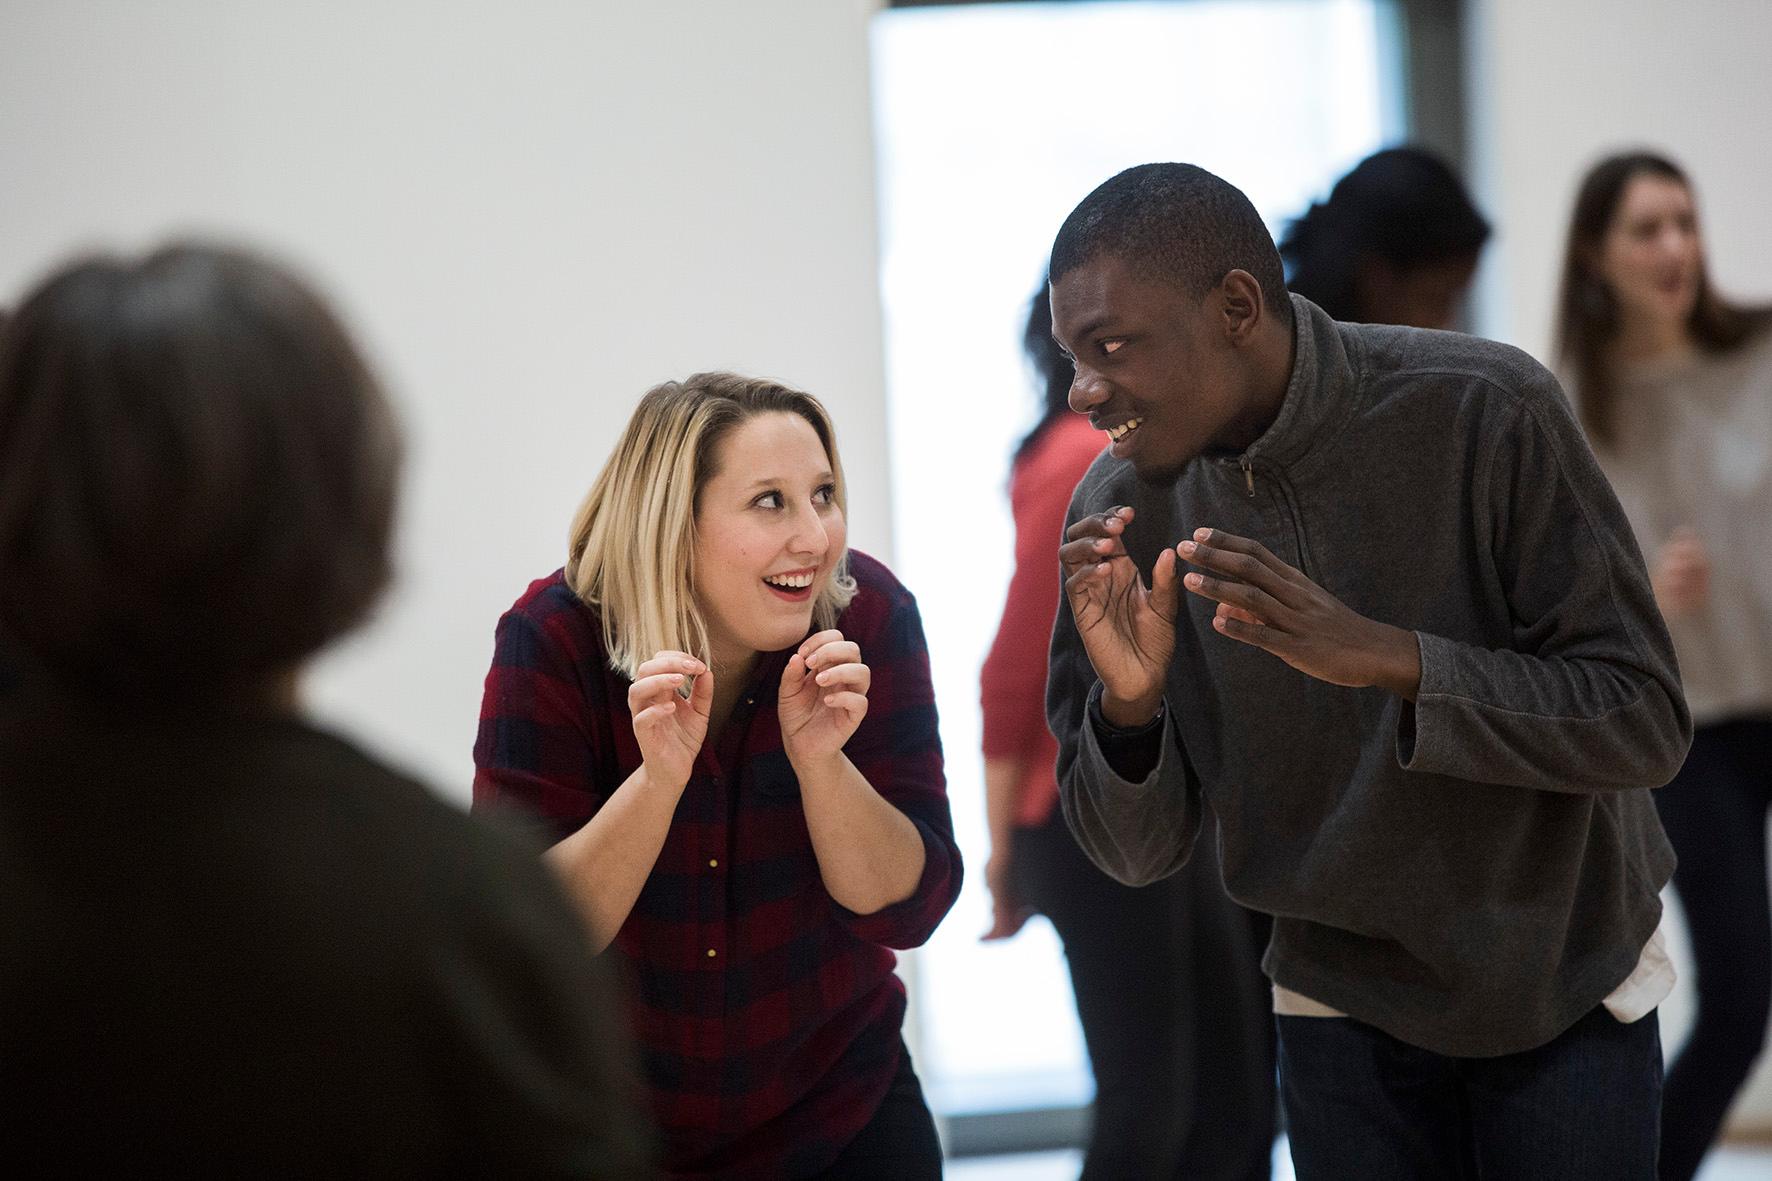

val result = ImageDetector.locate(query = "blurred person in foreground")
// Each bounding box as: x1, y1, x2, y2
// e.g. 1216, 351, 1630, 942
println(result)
1280, 145, 1490, 330
980, 282, 1274, 1180
1047, 163, 1689, 1179
0, 244, 651, 1177
1556, 150, 1772, 1181
472, 373, 961, 1179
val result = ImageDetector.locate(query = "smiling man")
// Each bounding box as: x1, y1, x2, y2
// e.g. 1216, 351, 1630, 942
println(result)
1044, 163, 1691, 1180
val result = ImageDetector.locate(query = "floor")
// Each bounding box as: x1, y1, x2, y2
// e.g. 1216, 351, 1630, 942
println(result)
947, 1139, 1772, 1180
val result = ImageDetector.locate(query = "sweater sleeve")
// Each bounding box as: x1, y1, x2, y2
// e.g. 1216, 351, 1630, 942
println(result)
1399, 371, 1693, 792
1045, 478, 1203, 886
980, 423, 1103, 759
832, 582, 963, 949
425, 818, 656, 1178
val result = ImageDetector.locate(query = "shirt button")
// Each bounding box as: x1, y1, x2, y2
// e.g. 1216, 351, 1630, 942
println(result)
708, 858, 719, 868
706, 948, 717, 958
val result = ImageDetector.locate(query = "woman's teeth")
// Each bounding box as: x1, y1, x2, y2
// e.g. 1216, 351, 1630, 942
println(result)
764, 571, 814, 589
1107, 417, 1143, 442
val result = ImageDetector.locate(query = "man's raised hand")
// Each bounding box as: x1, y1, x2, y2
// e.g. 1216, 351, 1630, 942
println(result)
1178, 528, 1421, 699
1060, 506, 1181, 728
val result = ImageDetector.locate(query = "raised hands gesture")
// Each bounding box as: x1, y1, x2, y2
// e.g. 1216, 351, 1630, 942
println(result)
778, 629, 870, 767
627, 651, 712, 789
1059, 506, 1181, 727
1178, 528, 1421, 699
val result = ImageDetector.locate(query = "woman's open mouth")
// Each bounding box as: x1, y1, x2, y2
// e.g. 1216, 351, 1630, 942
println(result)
762, 569, 817, 602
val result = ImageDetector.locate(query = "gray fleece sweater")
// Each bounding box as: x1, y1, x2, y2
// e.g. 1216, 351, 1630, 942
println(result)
1048, 295, 1691, 1058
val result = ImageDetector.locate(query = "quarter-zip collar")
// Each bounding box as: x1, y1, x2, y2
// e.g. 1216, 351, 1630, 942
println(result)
1231, 294, 1360, 475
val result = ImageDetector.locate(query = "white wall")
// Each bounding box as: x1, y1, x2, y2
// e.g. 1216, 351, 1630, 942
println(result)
1469, 0, 1772, 1135
0, 0, 893, 796
1468, 0, 1772, 358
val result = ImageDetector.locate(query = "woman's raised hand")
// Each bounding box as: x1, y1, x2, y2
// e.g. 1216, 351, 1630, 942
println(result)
1651, 527, 1711, 619
778, 630, 869, 767
628, 651, 711, 789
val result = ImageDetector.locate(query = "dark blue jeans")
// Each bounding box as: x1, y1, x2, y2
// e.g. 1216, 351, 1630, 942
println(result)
1278, 1004, 1662, 1180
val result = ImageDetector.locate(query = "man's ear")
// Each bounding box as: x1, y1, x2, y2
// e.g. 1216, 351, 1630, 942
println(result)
1219, 269, 1265, 344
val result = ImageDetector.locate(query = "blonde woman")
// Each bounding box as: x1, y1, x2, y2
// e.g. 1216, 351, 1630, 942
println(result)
473, 372, 959, 1180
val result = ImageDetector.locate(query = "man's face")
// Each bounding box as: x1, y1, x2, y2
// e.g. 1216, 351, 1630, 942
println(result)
1050, 254, 1250, 485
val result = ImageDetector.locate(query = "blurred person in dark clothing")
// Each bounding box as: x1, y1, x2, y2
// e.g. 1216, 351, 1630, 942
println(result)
1556, 150, 1772, 1181
0, 244, 652, 1178
1280, 146, 1490, 330
980, 282, 1275, 1181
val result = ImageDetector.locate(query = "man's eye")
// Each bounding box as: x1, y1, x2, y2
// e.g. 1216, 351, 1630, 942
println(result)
1102, 340, 1125, 355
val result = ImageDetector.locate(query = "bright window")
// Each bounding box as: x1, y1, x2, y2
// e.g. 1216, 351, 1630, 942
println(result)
870, 0, 1403, 1115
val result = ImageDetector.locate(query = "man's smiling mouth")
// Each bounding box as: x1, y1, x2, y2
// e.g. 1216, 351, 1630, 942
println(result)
1105, 417, 1143, 442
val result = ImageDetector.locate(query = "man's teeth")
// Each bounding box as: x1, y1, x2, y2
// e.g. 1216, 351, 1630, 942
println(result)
1107, 417, 1143, 442
764, 572, 814, 589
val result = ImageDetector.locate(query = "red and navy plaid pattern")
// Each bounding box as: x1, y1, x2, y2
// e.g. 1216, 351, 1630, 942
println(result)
472, 550, 960, 1178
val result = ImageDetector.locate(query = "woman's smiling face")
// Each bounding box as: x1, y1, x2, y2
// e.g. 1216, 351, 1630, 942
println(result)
693, 411, 846, 668
1598, 173, 1703, 332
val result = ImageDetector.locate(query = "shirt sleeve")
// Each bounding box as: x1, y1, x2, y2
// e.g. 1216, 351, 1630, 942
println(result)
424, 817, 657, 1178
1046, 484, 1203, 887
1399, 371, 1693, 792
832, 585, 963, 949
472, 607, 604, 845
980, 425, 1103, 759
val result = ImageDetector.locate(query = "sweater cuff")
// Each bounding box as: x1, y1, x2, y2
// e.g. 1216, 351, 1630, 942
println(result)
1088, 682, 1165, 782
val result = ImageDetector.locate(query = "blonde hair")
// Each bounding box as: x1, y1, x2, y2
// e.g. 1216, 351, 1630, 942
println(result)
567, 372, 858, 678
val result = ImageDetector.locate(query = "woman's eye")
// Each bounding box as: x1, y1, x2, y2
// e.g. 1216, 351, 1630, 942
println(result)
814, 484, 836, 505
755, 491, 782, 509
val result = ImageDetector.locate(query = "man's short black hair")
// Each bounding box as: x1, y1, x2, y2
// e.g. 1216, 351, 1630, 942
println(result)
1051, 162, 1293, 325
0, 243, 400, 702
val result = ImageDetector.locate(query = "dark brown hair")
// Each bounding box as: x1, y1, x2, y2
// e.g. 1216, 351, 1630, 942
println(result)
1554, 151, 1768, 447
0, 243, 401, 702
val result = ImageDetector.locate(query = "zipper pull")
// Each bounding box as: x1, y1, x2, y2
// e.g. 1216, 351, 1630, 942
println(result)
1240, 456, 1255, 497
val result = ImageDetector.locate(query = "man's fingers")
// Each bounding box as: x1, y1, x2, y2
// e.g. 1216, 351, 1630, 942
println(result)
1182, 567, 1286, 620
1059, 533, 1131, 574
1148, 547, 1182, 620
1064, 506, 1133, 544
1213, 606, 1280, 650
1180, 529, 1304, 603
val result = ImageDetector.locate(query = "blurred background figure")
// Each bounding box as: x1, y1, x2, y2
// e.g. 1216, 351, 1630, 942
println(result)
0, 244, 651, 1178
1555, 151, 1772, 1181
1280, 146, 1491, 330
978, 281, 1276, 1181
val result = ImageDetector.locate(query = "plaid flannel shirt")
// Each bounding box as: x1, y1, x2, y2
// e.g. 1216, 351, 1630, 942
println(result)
472, 551, 960, 1178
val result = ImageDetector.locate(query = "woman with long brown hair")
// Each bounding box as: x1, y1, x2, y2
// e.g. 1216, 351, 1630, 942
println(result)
1556, 151, 1772, 1181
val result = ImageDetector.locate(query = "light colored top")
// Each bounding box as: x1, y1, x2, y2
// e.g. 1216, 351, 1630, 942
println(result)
1588, 325, 1772, 724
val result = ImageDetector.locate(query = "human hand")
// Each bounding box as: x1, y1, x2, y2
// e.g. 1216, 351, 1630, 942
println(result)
627, 651, 711, 790
779, 630, 869, 768
1059, 506, 1180, 727
980, 848, 1032, 941
1179, 528, 1422, 699
1651, 527, 1710, 618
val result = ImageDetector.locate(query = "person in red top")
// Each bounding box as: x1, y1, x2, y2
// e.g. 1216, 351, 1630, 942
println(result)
474, 372, 961, 1179
980, 284, 1276, 1180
